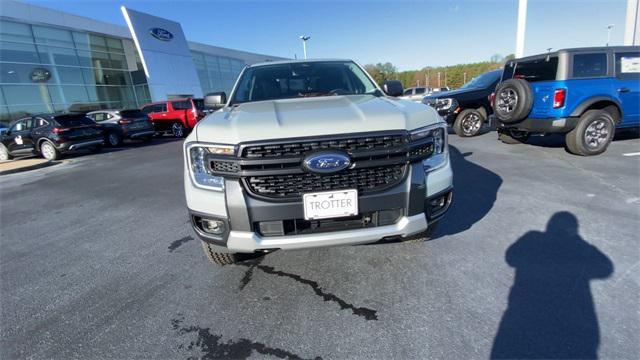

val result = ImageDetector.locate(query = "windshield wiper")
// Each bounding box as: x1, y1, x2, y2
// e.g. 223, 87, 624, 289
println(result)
297, 91, 335, 97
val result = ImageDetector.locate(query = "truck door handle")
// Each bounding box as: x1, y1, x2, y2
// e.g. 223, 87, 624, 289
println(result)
617, 87, 630, 93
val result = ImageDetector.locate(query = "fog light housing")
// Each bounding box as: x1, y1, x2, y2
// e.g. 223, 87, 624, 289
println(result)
258, 221, 285, 237
201, 219, 225, 235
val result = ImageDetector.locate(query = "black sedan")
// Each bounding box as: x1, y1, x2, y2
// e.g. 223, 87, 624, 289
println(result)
0, 113, 104, 161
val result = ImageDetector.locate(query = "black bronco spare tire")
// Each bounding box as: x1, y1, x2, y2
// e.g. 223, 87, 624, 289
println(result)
493, 79, 533, 123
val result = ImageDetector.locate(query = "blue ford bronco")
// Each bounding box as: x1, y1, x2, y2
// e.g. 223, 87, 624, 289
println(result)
493, 46, 639, 156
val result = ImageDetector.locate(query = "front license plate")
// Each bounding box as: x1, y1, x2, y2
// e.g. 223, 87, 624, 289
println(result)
303, 189, 358, 220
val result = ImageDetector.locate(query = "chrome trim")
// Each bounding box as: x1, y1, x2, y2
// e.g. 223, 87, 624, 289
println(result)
225, 213, 428, 252
68, 139, 103, 150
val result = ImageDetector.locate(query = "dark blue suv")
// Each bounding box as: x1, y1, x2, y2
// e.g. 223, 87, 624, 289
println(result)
493, 46, 639, 156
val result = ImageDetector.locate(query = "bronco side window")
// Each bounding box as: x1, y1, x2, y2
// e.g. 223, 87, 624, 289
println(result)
572, 53, 608, 78
615, 51, 640, 80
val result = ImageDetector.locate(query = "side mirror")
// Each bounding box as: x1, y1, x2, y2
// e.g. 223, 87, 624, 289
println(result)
382, 80, 403, 97
204, 92, 227, 109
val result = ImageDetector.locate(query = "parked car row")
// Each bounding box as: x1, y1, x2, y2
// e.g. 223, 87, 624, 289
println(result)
418, 46, 639, 156
0, 97, 206, 161
0, 113, 104, 161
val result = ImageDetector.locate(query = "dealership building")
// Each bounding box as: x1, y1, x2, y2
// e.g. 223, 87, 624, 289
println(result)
0, 0, 285, 126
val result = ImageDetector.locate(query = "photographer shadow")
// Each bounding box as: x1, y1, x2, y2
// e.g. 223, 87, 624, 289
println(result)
491, 212, 614, 359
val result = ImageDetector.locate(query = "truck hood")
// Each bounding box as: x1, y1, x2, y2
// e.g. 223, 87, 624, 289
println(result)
196, 95, 441, 144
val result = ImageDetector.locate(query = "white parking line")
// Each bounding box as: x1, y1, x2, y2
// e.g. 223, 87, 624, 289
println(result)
622, 152, 640, 157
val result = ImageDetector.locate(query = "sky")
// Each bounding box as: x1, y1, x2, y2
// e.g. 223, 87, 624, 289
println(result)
16, 0, 629, 71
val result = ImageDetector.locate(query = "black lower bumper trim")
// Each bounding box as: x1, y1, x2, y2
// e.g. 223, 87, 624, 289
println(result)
500, 117, 579, 133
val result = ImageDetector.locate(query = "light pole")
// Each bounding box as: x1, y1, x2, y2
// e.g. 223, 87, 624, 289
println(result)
300, 35, 310, 59
606, 24, 615, 46
515, 0, 528, 58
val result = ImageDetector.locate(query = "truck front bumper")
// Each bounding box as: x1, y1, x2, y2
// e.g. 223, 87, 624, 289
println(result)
186, 160, 453, 253
222, 213, 429, 252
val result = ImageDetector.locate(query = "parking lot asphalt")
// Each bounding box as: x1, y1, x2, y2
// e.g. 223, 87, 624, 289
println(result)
1, 132, 638, 359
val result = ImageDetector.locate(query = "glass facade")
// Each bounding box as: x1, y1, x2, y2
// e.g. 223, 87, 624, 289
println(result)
0, 19, 151, 126
191, 50, 245, 96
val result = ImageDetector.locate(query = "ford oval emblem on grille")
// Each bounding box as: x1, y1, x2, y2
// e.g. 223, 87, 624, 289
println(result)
303, 151, 351, 174
149, 28, 174, 41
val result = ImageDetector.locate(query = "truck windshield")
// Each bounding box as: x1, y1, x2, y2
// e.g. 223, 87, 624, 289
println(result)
460, 70, 501, 89
231, 61, 378, 104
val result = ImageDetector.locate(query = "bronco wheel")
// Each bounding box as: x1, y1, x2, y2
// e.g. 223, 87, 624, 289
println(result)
493, 79, 533, 123
106, 132, 121, 147
453, 109, 484, 137
0, 143, 12, 161
201, 242, 257, 266
40, 141, 60, 160
171, 122, 186, 138
565, 109, 615, 156
499, 128, 530, 144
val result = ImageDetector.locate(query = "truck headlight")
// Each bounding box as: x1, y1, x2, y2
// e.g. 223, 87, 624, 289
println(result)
435, 98, 456, 111
411, 123, 448, 172
186, 143, 234, 191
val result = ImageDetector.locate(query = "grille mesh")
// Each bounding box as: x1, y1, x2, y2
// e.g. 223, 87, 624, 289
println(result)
246, 164, 406, 198
211, 161, 241, 173
243, 135, 407, 158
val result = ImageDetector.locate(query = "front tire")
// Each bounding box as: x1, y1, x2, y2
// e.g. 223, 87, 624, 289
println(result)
565, 109, 615, 156
171, 122, 186, 138
201, 242, 257, 266
106, 132, 121, 147
40, 140, 60, 160
0, 144, 12, 161
453, 109, 484, 137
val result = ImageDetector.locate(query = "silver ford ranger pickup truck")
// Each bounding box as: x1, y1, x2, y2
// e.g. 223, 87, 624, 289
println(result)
184, 59, 453, 265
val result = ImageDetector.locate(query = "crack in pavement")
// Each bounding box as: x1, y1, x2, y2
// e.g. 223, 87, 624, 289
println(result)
239, 262, 378, 321
168, 236, 194, 252
172, 317, 321, 360
238, 257, 264, 291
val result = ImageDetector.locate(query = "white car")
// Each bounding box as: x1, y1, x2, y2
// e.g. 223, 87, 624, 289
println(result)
184, 59, 453, 265
400, 87, 430, 102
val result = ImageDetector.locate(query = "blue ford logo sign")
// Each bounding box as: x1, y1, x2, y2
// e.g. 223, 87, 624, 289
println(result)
149, 28, 174, 41
303, 151, 351, 174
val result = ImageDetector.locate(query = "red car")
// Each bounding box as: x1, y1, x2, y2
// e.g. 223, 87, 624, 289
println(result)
141, 98, 205, 138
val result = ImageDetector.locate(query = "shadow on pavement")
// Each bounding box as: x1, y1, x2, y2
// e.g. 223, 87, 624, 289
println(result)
435, 145, 502, 238
491, 212, 614, 359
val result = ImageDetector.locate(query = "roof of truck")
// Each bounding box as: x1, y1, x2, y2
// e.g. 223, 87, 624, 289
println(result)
513, 45, 640, 62
248, 58, 355, 67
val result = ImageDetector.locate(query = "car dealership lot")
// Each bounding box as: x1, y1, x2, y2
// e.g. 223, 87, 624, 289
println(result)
0, 133, 638, 359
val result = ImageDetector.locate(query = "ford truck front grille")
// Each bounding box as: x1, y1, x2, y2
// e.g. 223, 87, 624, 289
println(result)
245, 164, 406, 198
206, 131, 434, 200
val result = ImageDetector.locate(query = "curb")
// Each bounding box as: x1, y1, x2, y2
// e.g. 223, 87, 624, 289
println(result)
0, 160, 59, 176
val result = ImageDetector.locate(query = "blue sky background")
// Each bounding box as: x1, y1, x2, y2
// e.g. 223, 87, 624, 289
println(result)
20, 0, 628, 71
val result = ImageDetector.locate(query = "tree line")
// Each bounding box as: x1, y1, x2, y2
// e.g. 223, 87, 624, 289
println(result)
364, 54, 514, 90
